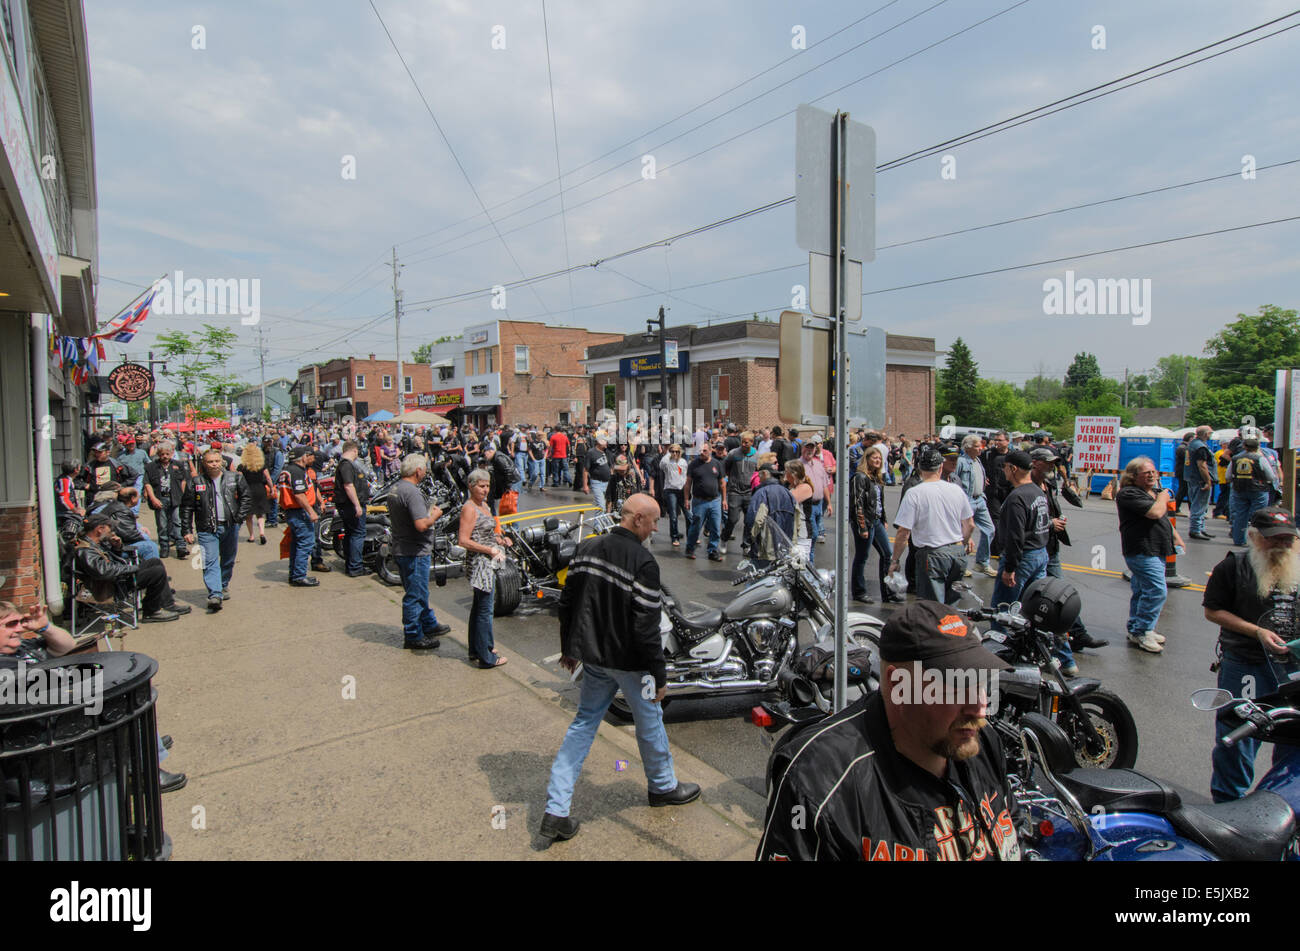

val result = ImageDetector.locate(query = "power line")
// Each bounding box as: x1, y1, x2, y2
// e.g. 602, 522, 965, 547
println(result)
390, 0, 912, 252
541, 0, 576, 325
862, 214, 1300, 296
367, 0, 553, 318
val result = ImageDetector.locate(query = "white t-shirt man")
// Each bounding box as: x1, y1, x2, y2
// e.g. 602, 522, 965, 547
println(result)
892, 480, 973, 548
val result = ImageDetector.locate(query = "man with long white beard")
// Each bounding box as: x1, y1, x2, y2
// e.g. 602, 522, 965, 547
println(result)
1202, 506, 1300, 801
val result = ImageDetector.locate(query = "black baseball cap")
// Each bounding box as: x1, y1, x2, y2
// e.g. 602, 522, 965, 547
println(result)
1029, 447, 1059, 463
880, 600, 1010, 672
1004, 449, 1033, 470
289, 445, 312, 460
84, 513, 113, 529
90, 441, 109, 452
1251, 507, 1298, 538
917, 448, 944, 471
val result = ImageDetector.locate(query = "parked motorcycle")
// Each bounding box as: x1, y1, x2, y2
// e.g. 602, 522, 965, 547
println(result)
491, 507, 609, 616
1010, 704, 1297, 861
605, 521, 884, 720
371, 476, 466, 586
955, 580, 1138, 769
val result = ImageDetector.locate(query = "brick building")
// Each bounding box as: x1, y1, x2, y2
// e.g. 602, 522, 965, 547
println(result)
294, 356, 434, 420
585, 320, 936, 437
457, 320, 622, 428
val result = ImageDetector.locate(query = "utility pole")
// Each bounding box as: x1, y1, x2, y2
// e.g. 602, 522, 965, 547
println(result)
392, 246, 403, 418
257, 324, 267, 419
1123, 367, 1129, 408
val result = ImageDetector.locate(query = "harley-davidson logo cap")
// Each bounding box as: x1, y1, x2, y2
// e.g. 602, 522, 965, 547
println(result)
880, 600, 1010, 672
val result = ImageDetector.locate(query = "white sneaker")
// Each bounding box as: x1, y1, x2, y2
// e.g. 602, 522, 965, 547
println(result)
964, 568, 973, 578
1147, 630, 1166, 644
717, 545, 727, 555
976, 563, 998, 577
1128, 631, 1164, 653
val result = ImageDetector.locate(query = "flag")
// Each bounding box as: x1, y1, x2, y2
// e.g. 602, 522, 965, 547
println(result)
97, 288, 156, 343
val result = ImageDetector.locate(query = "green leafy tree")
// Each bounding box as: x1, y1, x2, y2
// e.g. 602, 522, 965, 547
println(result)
1022, 375, 1064, 403
1150, 354, 1205, 406
937, 337, 980, 423
1062, 353, 1102, 404
155, 325, 240, 410
1203, 305, 1300, 393
1187, 384, 1274, 430
412, 334, 464, 364
974, 379, 1026, 430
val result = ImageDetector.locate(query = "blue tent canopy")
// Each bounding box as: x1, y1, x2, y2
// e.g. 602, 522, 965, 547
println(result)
362, 409, 395, 422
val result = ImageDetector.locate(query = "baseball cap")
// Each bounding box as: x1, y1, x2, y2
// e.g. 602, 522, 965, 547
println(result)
289, 445, 311, 460
120, 434, 136, 446
84, 513, 113, 529
90, 441, 108, 452
880, 600, 1010, 673
1029, 447, 1059, 463
1250, 507, 1298, 538
1004, 449, 1033, 470
940, 445, 959, 459
917, 448, 944, 471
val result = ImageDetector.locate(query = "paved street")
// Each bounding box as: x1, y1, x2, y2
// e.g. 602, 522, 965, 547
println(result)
486, 482, 1249, 799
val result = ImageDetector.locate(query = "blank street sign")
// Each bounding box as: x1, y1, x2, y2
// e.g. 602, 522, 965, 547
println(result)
795, 105, 876, 262
809, 252, 863, 320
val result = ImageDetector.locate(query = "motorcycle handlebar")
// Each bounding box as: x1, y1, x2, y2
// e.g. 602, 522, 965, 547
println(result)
1221, 721, 1258, 747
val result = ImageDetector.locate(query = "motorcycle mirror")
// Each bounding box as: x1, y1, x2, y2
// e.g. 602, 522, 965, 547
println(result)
1190, 687, 1235, 711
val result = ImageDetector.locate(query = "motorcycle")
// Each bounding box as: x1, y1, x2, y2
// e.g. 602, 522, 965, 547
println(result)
605, 521, 884, 720
955, 581, 1138, 769
490, 507, 609, 616
370, 476, 467, 587
1010, 703, 1297, 861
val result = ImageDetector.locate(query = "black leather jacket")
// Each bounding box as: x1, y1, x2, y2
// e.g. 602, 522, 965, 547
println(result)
181, 470, 251, 534
98, 500, 146, 545
487, 452, 518, 501
849, 472, 887, 537
73, 536, 138, 581
558, 526, 665, 688
758, 690, 1021, 861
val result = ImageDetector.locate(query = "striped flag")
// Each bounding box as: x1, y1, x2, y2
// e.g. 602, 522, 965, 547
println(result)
98, 289, 156, 343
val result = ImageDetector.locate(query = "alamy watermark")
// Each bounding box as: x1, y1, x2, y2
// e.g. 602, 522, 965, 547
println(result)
151, 269, 261, 325
887, 660, 1001, 715
0, 660, 104, 715
1042, 269, 1151, 326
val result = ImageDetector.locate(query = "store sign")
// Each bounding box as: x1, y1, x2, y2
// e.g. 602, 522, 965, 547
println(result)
404, 389, 464, 409
469, 330, 489, 344
619, 352, 690, 378
107, 363, 156, 402
471, 384, 489, 397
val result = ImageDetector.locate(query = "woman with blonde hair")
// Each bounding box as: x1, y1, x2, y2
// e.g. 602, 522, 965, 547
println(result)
849, 446, 901, 603
238, 443, 275, 544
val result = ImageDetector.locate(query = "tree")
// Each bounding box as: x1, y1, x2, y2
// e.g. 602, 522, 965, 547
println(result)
412, 334, 463, 364
1022, 375, 1064, 403
974, 379, 1025, 430
154, 325, 240, 411
1150, 354, 1205, 406
1062, 353, 1102, 403
1203, 305, 1300, 392
937, 337, 980, 422
1187, 384, 1274, 430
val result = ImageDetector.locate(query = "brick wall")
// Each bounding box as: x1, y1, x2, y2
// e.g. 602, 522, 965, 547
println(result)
341, 358, 433, 416
497, 323, 620, 426
886, 365, 934, 438
0, 505, 42, 610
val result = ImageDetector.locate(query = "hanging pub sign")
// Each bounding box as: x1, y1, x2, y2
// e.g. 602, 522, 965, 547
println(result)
107, 362, 156, 402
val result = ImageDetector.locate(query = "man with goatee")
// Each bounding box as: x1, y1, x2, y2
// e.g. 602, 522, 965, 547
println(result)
1202, 506, 1300, 802
757, 600, 1020, 861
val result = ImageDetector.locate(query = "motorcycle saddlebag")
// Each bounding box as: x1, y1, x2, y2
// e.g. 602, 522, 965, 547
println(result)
793, 644, 875, 686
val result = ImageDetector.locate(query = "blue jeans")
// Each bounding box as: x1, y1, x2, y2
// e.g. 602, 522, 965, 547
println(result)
196, 523, 239, 597
469, 586, 497, 663
1212, 650, 1290, 802
1124, 553, 1168, 635
395, 553, 440, 643
527, 458, 544, 488
685, 496, 722, 554
1188, 481, 1210, 534
808, 499, 825, 540
513, 452, 527, 492
1230, 487, 1269, 545
341, 507, 366, 574
990, 546, 1051, 634
544, 662, 677, 817
663, 488, 684, 541
132, 475, 144, 515
153, 501, 184, 554
589, 479, 608, 510
970, 496, 995, 566
551, 458, 570, 486
914, 542, 969, 605
285, 509, 314, 581
127, 538, 160, 562
851, 522, 892, 599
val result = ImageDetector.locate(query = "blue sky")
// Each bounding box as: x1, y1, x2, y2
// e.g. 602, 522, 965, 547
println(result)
85, 0, 1300, 389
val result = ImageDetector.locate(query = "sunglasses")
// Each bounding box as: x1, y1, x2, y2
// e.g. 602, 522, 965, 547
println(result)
1, 618, 26, 630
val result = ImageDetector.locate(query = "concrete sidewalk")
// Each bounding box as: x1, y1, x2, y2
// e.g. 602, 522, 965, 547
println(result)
125, 531, 764, 860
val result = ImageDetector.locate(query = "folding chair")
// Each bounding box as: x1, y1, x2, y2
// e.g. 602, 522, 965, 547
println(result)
64, 543, 141, 652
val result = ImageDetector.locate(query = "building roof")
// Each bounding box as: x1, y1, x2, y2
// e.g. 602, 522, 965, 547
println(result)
585, 319, 780, 360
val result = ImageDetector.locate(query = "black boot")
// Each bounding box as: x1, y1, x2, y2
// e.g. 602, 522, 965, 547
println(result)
539, 813, 580, 842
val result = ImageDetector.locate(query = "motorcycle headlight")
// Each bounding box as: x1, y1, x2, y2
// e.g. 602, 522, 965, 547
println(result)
817, 569, 835, 590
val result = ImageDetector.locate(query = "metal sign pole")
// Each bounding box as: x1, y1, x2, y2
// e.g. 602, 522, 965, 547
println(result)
833, 112, 850, 714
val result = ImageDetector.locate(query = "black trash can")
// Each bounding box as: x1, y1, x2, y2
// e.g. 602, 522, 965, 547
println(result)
1, 652, 168, 860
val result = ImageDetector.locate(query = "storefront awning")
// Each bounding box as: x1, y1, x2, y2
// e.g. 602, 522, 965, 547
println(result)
460, 405, 497, 414
430, 358, 454, 369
